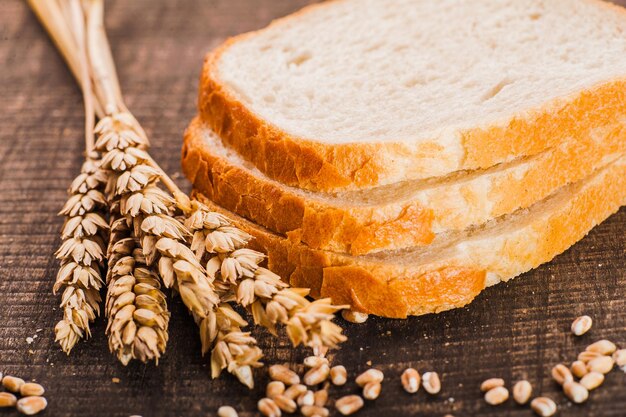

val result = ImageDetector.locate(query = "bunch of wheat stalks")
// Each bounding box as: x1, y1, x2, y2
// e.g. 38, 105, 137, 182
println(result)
28, 0, 347, 388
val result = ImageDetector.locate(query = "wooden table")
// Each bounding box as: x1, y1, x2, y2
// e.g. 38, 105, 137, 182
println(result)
1, 1, 625, 416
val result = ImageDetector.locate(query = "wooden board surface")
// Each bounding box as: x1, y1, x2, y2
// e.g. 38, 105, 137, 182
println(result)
1, 1, 625, 416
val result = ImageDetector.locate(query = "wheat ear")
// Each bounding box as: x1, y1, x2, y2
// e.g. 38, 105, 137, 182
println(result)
92, 113, 175, 363
105, 214, 170, 364
54, 155, 109, 353
186, 203, 349, 356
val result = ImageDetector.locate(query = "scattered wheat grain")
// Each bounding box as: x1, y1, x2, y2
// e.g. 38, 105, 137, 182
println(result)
269, 365, 300, 386
304, 356, 329, 368
217, 406, 238, 417
480, 378, 504, 392
0, 392, 17, 408
16, 396, 47, 416
613, 349, 626, 367
422, 372, 441, 394
587, 355, 615, 374
20, 383, 45, 397
304, 364, 330, 386
579, 371, 604, 390
313, 389, 328, 407
512, 380, 532, 405
570, 361, 588, 378
274, 394, 297, 413
363, 381, 382, 400
530, 397, 557, 416
297, 390, 315, 407
401, 368, 420, 394
330, 366, 347, 386
267, 381, 286, 399
341, 310, 368, 323
335, 395, 364, 415
563, 381, 589, 403
571, 315, 592, 336
551, 364, 573, 385
355, 369, 384, 387
2, 376, 24, 393
586, 340, 617, 355
484, 386, 509, 405
283, 384, 307, 400
300, 405, 329, 417
258, 398, 281, 417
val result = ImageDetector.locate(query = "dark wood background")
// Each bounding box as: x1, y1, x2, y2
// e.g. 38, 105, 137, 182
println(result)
1, 1, 625, 416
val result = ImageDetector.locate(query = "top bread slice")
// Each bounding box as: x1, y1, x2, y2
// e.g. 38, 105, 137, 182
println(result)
192, 156, 626, 318
199, 0, 626, 192
183, 117, 625, 255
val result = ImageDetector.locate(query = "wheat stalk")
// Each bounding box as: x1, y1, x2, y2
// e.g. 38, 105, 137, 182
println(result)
30, 0, 348, 386
48, 0, 108, 353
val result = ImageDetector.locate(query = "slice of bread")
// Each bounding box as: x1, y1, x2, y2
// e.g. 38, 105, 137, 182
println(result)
199, 0, 626, 192
183, 118, 625, 255
192, 156, 626, 318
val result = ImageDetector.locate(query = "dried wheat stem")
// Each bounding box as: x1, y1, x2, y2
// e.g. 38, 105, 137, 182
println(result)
85, 0, 118, 115
66, 0, 95, 151
53, 156, 109, 353
27, 0, 105, 117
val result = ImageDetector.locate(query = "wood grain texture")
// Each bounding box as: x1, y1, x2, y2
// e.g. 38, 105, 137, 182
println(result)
0, 1, 624, 416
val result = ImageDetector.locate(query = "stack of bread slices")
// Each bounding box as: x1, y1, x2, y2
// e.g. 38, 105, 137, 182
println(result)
183, 0, 626, 318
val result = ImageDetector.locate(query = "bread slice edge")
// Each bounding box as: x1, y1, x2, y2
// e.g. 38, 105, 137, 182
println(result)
192, 156, 626, 317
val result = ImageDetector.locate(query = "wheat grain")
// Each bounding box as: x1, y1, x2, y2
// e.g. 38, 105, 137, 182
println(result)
512, 380, 532, 405
0, 392, 17, 408
16, 396, 48, 416
20, 383, 45, 397
2, 376, 24, 393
